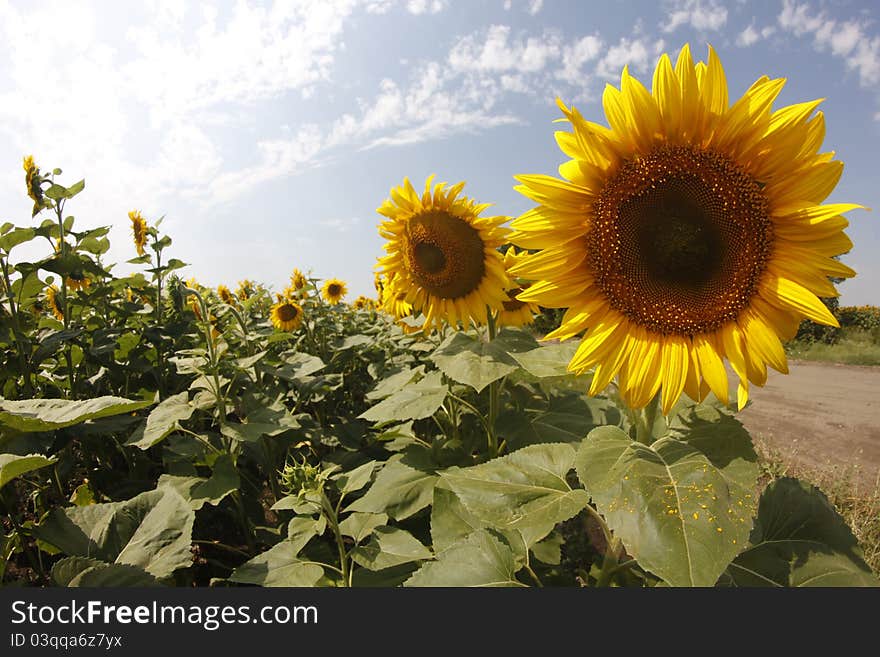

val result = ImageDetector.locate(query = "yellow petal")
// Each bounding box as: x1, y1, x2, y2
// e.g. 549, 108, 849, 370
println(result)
660, 334, 689, 414
759, 273, 840, 327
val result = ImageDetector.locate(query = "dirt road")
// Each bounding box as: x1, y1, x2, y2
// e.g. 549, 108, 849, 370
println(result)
737, 361, 880, 489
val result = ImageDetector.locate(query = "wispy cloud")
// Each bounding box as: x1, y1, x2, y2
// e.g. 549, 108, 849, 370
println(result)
778, 0, 880, 90
736, 23, 776, 48
662, 0, 727, 34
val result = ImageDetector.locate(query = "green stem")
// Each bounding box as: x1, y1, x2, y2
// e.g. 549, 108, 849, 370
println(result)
1, 257, 33, 395
55, 202, 76, 399
322, 495, 349, 587
486, 309, 500, 458
524, 563, 544, 588
635, 393, 661, 445
595, 537, 622, 587
231, 491, 255, 552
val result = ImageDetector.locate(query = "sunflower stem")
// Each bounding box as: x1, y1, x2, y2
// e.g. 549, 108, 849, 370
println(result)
635, 393, 661, 444
486, 309, 500, 458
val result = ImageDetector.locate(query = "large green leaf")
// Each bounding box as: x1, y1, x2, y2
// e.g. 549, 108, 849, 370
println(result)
0, 453, 57, 489
575, 421, 758, 587
350, 526, 433, 571
430, 332, 519, 392
52, 557, 161, 587
724, 478, 879, 587
359, 370, 448, 424
496, 393, 610, 450
0, 396, 153, 432
509, 341, 579, 378
274, 352, 325, 383
440, 443, 589, 532
345, 449, 438, 520
31, 488, 194, 579
228, 542, 324, 587
338, 512, 388, 544
429, 485, 552, 566
365, 366, 425, 401
126, 392, 193, 449
157, 455, 239, 510
404, 529, 524, 587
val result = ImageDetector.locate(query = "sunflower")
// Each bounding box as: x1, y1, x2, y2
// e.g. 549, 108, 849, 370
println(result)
497, 247, 539, 327
66, 271, 90, 292
376, 176, 510, 331
270, 296, 304, 331
291, 268, 307, 292
235, 279, 254, 300
377, 271, 413, 319
217, 284, 236, 305
352, 295, 376, 310
45, 285, 64, 321
321, 278, 347, 305
23, 154, 43, 215
129, 210, 148, 256
509, 44, 860, 414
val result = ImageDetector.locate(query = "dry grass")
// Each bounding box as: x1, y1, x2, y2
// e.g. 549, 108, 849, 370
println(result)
753, 434, 880, 576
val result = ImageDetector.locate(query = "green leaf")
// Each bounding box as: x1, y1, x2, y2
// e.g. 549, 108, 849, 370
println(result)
350, 526, 433, 571
440, 443, 589, 532
365, 366, 425, 401
575, 424, 757, 587
126, 392, 193, 449
228, 542, 324, 587
404, 530, 524, 587
0, 453, 58, 489
431, 332, 519, 392
429, 485, 550, 566
333, 460, 377, 494
52, 557, 161, 587
157, 455, 239, 510
0, 227, 36, 252
346, 449, 438, 520
338, 513, 388, 544
32, 488, 194, 579
496, 393, 610, 450
275, 352, 325, 382
359, 370, 448, 424
0, 396, 153, 432
492, 327, 541, 353
220, 421, 282, 443
724, 478, 879, 587
509, 341, 579, 378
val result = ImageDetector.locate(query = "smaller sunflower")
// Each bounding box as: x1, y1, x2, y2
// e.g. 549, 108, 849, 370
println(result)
322, 278, 347, 305
129, 210, 148, 256
23, 154, 43, 215
291, 268, 308, 291
353, 295, 376, 310
270, 297, 304, 331
45, 285, 64, 321
235, 279, 255, 300
188, 295, 203, 321
376, 176, 510, 332
497, 247, 539, 328
217, 284, 236, 305
66, 271, 90, 292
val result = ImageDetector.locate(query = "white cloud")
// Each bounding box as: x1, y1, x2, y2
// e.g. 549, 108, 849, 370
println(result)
736, 23, 775, 48
662, 0, 727, 33
448, 25, 561, 74
595, 37, 666, 80
557, 34, 603, 84
778, 0, 880, 87
527, 0, 544, 16
405, 0, 447, 15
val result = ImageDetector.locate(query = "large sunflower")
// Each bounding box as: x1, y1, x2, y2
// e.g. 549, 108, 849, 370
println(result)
129, 210, 148, 256
321, 278, 347, 305
509, 44, 860, 414
270, 296, 304, 331
376, 176, 510, 331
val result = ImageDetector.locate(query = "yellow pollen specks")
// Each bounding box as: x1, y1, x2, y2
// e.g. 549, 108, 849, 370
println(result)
692, 512, 699, 520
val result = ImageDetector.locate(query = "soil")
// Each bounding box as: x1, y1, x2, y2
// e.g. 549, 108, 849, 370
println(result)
737, 360, 880, 490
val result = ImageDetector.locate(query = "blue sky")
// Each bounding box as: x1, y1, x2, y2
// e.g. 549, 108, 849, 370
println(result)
1, 0, 878, 305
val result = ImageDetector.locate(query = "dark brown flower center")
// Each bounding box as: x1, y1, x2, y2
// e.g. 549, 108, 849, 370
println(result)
590, 145, 773, 335
327, 284, 342, 297
502, 287, 526, 311
278, 304, 299, 321
405, 210, 485, 299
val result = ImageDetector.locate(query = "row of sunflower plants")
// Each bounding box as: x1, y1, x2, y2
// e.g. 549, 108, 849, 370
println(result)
2, 42, 879, 587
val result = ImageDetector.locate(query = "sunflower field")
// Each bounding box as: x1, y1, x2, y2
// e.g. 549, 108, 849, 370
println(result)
1, 45, 877, 588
